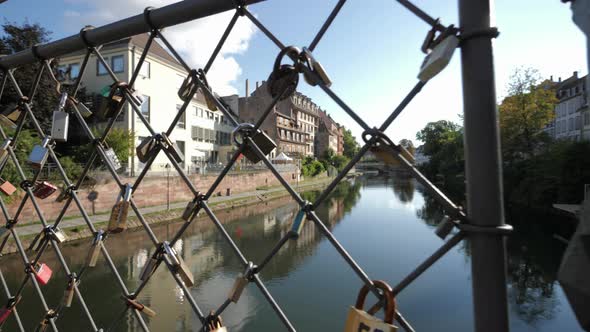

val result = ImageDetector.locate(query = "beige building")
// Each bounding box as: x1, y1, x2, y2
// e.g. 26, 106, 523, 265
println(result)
238, 82, 320, 159
56, 33, 236, 174
316, 109, 342, 157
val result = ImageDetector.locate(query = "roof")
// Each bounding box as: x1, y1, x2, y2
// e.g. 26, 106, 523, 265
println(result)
318, 110, 337, 135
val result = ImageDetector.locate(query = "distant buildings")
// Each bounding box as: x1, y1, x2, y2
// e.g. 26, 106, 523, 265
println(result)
316, 109, 342, 157
544, 71, 589, 141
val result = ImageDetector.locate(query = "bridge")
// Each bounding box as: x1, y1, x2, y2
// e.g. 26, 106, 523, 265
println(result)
0, 1, 512, 332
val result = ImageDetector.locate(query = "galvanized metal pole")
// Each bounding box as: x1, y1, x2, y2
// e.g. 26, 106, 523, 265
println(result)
458, 1, 510, 331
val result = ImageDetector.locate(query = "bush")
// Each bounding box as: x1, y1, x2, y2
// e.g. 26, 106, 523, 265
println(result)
301, 157, 325, 177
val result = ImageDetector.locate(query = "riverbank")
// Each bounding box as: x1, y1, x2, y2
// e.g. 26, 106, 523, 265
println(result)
1, 175, 336, 255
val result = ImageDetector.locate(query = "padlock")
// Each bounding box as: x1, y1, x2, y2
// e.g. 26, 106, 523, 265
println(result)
0, 106, 22, 129
48, 226, 67, 243
73, 99, 93, 118
108, 184, 132, 233
36, 309, 56, 332
161, 133, 184, 164
344, 280, 398, 332
242, 130, 277, 164
55, 187, 73, 203
267, 46, 300, 100
178, 71, 198, 102
289, 210, 306, 239
103, 84, 125, 118
63, 274, 79, 307
0, 138, 12, 165
32, 181, 58, 199
228, 262, 254, 303
51, 92, 69, 142
136, 136, 158, 163
370, 143, 415, 167
207, 315, 228, 332
197, 69, 218, 111
181, 199, 199, 222
0, 178, 16, 196
301, 47, 332, 87
127, 88, 145, 108
28, 137, 52, 169
123, 297, 156, 317
104, 147, 122, 171
86, 230, 104, 267
140, 252, 159, 281
0, 296, 21, 324
33, 263, 53, 286
435, 216, 455, 240
418, 35, 459, 82
163, 241, 194, 287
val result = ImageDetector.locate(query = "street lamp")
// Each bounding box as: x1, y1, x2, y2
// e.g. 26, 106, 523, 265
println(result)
165, 163, 171, 210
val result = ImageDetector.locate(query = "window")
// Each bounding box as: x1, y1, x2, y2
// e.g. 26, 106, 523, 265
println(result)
141, 95, 150, 122
97, 58, 108, 76
576, 115, 582, 130
585, 112, 590, 126
177, 105, 186, 129
57, 63, 80, 81
176, 141, 185, 162
112, 55, 124, 73
139, 60, 150, 78
569, 118, 574, 131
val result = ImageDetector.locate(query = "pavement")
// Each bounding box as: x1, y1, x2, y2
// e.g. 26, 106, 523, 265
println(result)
13, 177, 333, 237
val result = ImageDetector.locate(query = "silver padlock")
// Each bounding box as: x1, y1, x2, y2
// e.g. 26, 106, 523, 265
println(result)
435, 215, 455, 240
104, 147, 122, 171
228, 262, 254, 303
418, 35, 459, 82
28, 137, 52, 169
163, 242, 194, 287
161, 133, 184, 164
75, 100, 93, 118
302, 47, 332, 87
181, 199, 199, 222
49, 226, 67, 243
86, 230, 104, 267
289, 210, 307, 239
0, 138, 12, 166
242, 130, 277, 164
51, 93, 69, 142
140, 253, 159, 282
136, 136, 157, 163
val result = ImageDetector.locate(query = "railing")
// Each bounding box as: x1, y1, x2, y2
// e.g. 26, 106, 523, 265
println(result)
0, 0, 509, 331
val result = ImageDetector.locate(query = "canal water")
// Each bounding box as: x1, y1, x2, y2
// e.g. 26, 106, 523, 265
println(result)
0, 176, 581, 331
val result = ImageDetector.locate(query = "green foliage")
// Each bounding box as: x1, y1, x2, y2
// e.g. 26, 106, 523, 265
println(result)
301, 156, 325, 177
56, 156, 83, 183
342, 129, 359, 159
416, 120, 464, 182
69, 127, 134, 165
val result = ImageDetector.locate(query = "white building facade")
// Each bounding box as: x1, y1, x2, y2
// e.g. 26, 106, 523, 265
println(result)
56, 34, 235, 174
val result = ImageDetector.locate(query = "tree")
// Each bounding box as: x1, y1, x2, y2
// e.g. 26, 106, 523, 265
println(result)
0, 21, 59, 130
499, 67, 557, 162
342, 129, 359, 159
398, 139, 415, 156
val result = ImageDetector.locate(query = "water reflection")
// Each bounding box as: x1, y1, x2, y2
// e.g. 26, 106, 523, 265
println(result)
0, 176, 579, 331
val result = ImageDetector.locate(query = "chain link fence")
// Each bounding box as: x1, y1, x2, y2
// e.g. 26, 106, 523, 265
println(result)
0, 0, 510, 331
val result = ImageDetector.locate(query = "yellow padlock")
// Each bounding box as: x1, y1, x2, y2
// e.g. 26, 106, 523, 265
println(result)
344, 280, 398, 332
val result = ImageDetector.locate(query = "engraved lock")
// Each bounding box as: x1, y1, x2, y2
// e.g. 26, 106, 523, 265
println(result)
108, 184, 132, 233
161, 133, 184, 164
0, 296, 21, 324
242, 130, 277, 164
123, 296, 156, 317
140, 252, 159, 281
32, 181, 58, 199
267, 46, 301, 100
86, 230, 104, 267
228, 262, 254, 303
33, 263, 53, 286
418, 34, 459, 82
301, 47, 332, 87
104, 147, 122, 171
208, 314, 228, 332
435, 215, 455, 240
63, 274, 79, 307
0, 137, 12, 165
0, 105, 22, 129
51, 92, 69, 142
164, 241, 194, 287
181, 199, 199, 222
28, 137, 52, 169
0, 178, 17, 196
136, 136, 158, 163
289, 210, 307, 239
344, 280, 398, 332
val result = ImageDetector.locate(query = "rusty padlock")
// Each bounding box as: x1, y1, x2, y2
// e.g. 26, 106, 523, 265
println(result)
32, 181, 58, 199
344, 280, 398, 332
228, 262, 254, 303
123, 296, 156, 317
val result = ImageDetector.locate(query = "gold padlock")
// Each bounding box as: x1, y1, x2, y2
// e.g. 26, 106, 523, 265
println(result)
370, 144, 415, 167
123, 297, 156, 317
108, 184, 132, 233
208, 314, 228, 332
86, 230, 104, 267
63, 275, 79, 307
344, 280, 398, 332
164, 242, 194, 287
228, 262, 254, 303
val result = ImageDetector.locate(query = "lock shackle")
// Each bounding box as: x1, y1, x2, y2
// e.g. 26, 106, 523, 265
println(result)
273, 46, 302, 73
232, 123, 255, 146
355, 280, 397, 324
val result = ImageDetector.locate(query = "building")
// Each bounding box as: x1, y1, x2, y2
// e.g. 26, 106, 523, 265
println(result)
238, 81, 320, 159
316, 109, 341, 157
547, 72, 589, 141
56, 33, 235, 174
336, 125, 344, 156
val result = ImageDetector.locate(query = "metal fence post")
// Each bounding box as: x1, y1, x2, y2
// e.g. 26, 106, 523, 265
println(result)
458, 1, 510, 331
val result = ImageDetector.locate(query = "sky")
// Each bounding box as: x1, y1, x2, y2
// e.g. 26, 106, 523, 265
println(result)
0, 0, 586, 144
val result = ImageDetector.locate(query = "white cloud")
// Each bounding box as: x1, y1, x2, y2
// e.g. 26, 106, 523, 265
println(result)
62, 0, 255, 95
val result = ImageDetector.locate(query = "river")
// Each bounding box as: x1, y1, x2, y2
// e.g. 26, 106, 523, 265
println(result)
0, 176, 581, 331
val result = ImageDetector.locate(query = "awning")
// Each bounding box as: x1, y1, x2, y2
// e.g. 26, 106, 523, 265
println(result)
273, 152, 293, 161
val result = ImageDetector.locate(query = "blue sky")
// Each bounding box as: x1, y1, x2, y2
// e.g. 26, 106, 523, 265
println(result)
1, 0, 586, 144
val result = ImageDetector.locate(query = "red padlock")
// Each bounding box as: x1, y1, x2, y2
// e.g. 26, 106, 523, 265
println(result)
0, 296, 21, 324
33, 263, 53, 285
32, 181, 57, 199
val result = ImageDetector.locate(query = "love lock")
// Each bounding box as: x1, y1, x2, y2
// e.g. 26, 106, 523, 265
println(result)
178, 70, 199, 102
123, 296, 156, 317
418, 23, 459, 82
344, 280, 398, 332
32, 181, 58, 199
0, 296, 21, 324
301, 47, 332, 87
103, 82, 127, 118
108, 184, 132, 233
0, 137, 12, 166
232, 124, 277, 164
0, 104, 23, 129
207, 313, 228, 332
32, 262, 53, 286
163, 241, 194, 287
136, 136, 158, 163
28, 136, 53, 169
197, 69, 219, 112
0, 178, 16, 196
267, 46, 301, 100
63, 273, 79, 307
86, 230, 104, 267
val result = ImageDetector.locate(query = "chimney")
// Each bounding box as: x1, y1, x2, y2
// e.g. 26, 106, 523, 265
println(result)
550, 75, 553, 81
245, 79, 249, 97
256, 81, 259, 89
574, 71, 578, 78
559, 77, 562, 82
